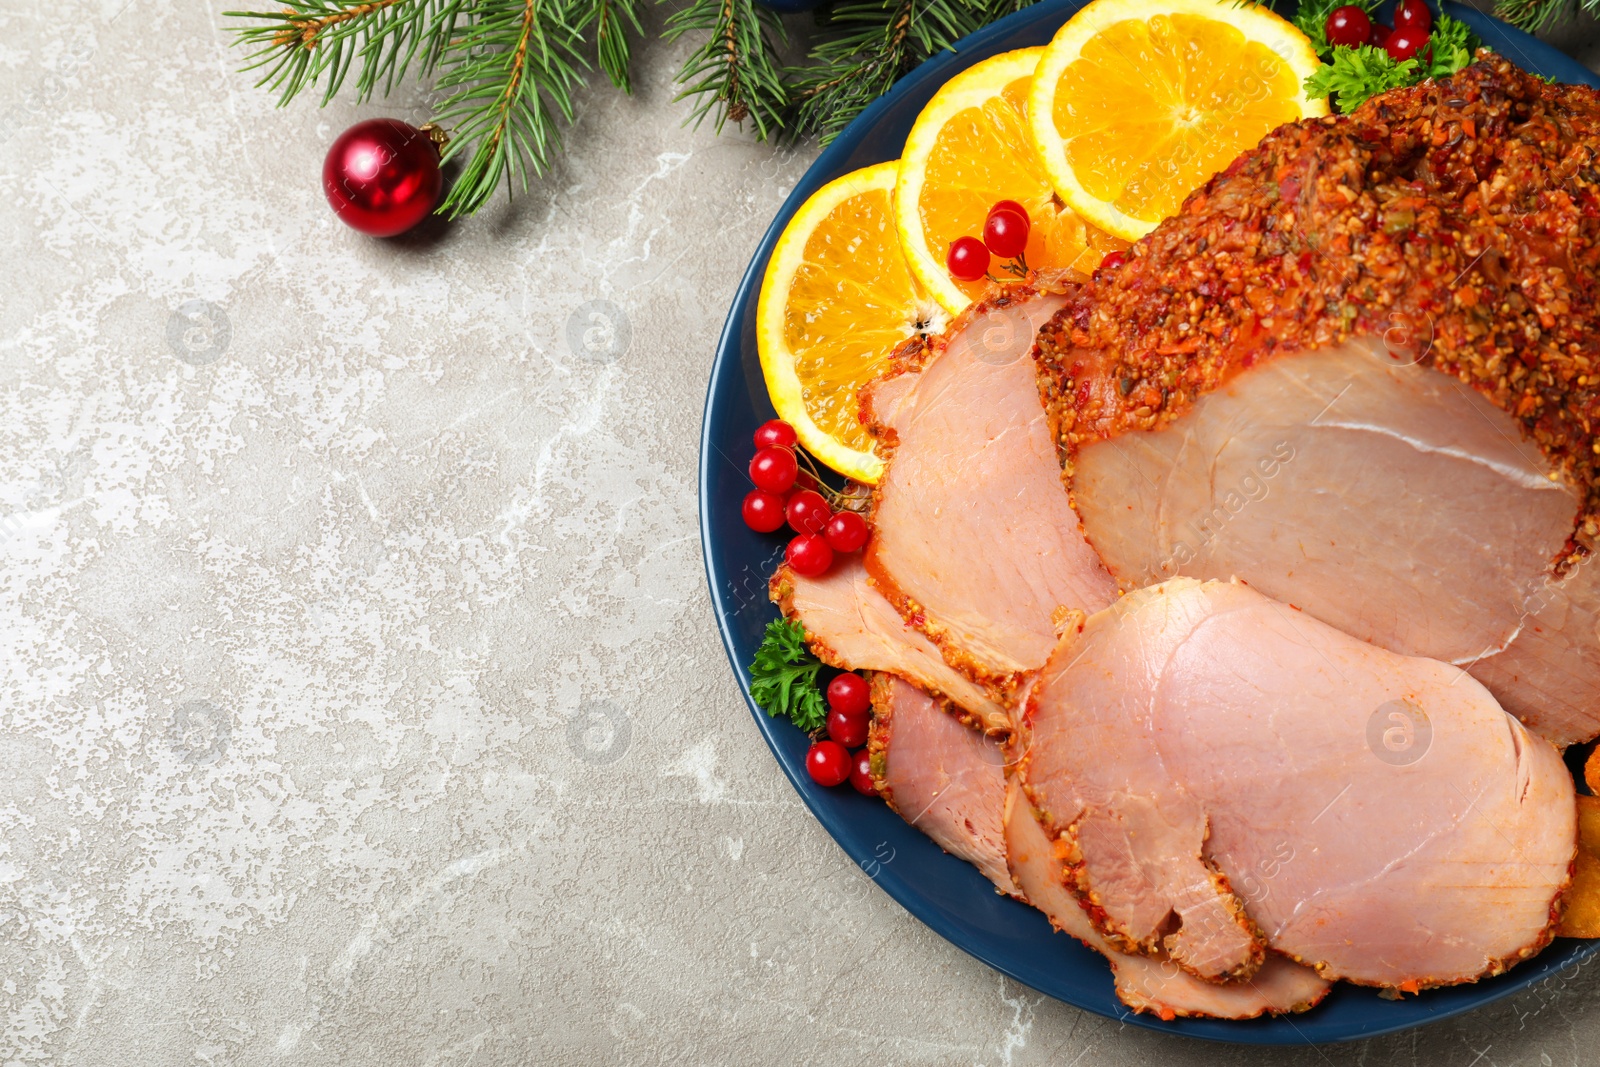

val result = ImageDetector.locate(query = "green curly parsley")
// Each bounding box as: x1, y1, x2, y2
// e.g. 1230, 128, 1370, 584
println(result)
1425, 14, 1479, 78
749, 618, 827, 733
1303, 15, 1482, 114
1305, 45, 1420, 112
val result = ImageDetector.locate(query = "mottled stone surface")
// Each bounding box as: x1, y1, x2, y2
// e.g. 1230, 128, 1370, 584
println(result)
0, 1, 1597, 1063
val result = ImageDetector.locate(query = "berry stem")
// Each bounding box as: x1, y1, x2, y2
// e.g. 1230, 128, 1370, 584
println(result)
793, 447, 868, 513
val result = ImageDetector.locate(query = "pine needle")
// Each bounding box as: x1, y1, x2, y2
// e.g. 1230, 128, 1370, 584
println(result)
578, 0, 644, 91
432, 0, 587, 217
226, 0, 461, 105
1495, 0, 1599, 31
663, 0, 789, 140
787, 0, 984, 145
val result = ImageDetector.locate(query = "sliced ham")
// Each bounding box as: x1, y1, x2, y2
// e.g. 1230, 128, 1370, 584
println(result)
871, 672, 1330, 1017
1064, 337, 1585, 737
872, 674, 1014, 893
1002, 776, 1330, 1019
769, 557, 1008, 733
1070, 337, 1577, 666
1469, 559, 1600, 746
1023, 578, 1575, 990
862, 281, 1116, 700
1033, 57, 1600, 745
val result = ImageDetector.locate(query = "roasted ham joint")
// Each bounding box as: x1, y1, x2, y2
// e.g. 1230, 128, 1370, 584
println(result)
768, 57, 1600, 1019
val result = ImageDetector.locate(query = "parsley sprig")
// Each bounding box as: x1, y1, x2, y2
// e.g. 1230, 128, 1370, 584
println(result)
749, 618, 828, 733
1305, 46, 1421, 111
1302, 14, 1482, 114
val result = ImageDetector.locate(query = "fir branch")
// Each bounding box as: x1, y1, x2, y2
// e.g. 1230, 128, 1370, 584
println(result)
578, 0, 644, 91
787, 0, 982, 145
664, 0, 789, 139
225, 0, 459, 105
432, 0, 587, 217
1495, 0, 1599, 32
973, 0, 1035, 20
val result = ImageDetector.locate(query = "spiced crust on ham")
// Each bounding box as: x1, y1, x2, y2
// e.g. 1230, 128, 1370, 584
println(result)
1034, 53, 1600, 557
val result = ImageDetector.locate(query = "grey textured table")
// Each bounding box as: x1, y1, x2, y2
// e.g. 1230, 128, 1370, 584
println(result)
2, 2, 1598, 1063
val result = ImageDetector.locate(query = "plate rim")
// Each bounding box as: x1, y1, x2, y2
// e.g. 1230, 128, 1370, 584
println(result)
698, 1, 1600, 1046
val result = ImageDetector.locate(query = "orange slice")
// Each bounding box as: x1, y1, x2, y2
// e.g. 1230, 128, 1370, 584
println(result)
895, 47, 1127, 315
757, 162, 948, 483
1028, 0, 1326, 240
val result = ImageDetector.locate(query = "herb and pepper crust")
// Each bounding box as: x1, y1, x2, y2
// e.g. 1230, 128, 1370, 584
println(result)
1034, 53, 1600, 559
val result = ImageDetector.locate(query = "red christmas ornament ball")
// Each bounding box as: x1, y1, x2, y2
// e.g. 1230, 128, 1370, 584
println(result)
323, 119, 442, 237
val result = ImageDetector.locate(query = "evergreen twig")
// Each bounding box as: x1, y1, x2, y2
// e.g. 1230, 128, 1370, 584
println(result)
579, 0, 645, 90
786, 0, 983, 145
225, 0, 459, 105
432, 0, 587, 217
662, 0, 789, 140
1495, 0, 1599, 31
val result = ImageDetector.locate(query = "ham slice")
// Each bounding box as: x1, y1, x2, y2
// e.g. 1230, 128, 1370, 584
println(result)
871, 672, 1330, 1017
1470, 560, 1600, 745
872, 674, 1014, 893
1003, 777, 1330, 1019
863, 281, 1116, 700
1070, 336, 1578, 670
1064, 337, 1587, 739
1033, 57, 1600, 745
769, 557, 1009, 733
1023, 577, 1575, 990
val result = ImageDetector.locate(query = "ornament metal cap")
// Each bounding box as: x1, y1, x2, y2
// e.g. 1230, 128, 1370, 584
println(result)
419, 122, 449, 155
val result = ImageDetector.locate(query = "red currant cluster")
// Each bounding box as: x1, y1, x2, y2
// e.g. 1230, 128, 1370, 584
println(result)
946, 201, 1032, 282
805, 672, 876, 794
744, 420, 870, 577
1327, 0, 1432, 61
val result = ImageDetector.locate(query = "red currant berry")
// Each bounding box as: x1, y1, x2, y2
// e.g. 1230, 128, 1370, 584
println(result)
983, 208, 1030, 260
827, 706, 869, 748
785, 489, 832, 536
742, 489, 786, 533
827, 672, 870, 716
947, 236, 990, 282
753, 419, 797, 450
806, 740, 852, 787
1394, 0, 1431, 33
989, 199, 1028, 222
850, 748, 876, 795
750, 446, 797, 494
1099, 249, 1127, 272
1370, 22, 1393, 49
1324, 5, 1372, 46
824, 510, 868, 553
1384, 25, 1427, 60
786, 534, 833, 577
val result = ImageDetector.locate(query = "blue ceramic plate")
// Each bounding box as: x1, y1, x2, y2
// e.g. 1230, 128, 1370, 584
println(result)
699, 4, 1600, 1045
